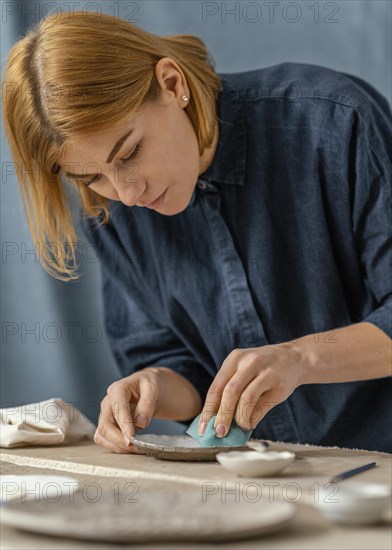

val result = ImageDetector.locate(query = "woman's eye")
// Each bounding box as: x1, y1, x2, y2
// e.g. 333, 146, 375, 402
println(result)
74, 142, 143, 187
120, 142, 142, 165
84, 174, 100, 186
72, 173, 100, 187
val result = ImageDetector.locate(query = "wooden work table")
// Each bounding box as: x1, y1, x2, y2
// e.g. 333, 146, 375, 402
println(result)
1, 439, 391, 548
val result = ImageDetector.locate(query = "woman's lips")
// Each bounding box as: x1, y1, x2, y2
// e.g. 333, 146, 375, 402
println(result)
145, 188, 168, 209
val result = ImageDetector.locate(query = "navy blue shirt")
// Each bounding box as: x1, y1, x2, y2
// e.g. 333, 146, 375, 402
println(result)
78, 62, 392, 453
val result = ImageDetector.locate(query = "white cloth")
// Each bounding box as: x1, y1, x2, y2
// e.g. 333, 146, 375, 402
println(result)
0, 397, 96, 448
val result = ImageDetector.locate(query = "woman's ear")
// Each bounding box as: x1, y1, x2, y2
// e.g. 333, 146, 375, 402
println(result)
155, 57, 189, 103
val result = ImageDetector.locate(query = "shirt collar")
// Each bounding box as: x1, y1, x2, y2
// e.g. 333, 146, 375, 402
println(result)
199, 74, 247, 186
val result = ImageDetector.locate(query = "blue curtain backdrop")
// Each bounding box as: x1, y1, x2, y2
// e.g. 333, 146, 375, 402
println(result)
1, 0, 391, 433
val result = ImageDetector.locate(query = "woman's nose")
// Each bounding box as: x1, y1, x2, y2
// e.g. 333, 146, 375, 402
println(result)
112, 176, 146, 206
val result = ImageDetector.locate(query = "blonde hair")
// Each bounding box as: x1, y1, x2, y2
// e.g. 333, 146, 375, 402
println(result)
2, 11, 222, 280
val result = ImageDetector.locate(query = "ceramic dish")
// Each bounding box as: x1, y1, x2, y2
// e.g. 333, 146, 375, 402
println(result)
216, 450, 296, 477
128, 434, 251, 461
0, 487, 298, 543
313, 482, 392, 525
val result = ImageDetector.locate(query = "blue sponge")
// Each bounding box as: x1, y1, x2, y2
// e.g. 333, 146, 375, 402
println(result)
186, 413, 253, 448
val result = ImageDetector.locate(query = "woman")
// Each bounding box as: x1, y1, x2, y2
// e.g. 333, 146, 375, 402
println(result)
2, 11, 391, 454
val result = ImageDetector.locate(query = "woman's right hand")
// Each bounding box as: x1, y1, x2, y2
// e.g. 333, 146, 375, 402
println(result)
94, 367, 162, 454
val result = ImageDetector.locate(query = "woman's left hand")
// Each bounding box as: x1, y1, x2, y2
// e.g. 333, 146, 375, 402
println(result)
197, 342, 306, 437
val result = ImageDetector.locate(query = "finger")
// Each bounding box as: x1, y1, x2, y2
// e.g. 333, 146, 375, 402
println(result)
234, 374, 273, 430
94, 429, 144, 455
198, 350, 242, 435
197, 382, 224, 435
250, 389, 279, 429
132, 376, 160, 429
106, 383, 136, 444
214, 367, 256, 438
99, 394, 136, 451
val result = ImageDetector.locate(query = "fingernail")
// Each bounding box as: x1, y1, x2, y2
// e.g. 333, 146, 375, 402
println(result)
215, 423, 226, 437
198, 421, 207, 435
124, 434, 131, 446
134, 415, 148, 428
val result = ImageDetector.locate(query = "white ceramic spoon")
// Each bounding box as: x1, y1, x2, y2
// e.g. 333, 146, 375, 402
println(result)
246, 440, 270, 452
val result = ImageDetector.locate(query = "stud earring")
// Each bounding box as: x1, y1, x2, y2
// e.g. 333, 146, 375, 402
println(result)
181, 94, 189, 101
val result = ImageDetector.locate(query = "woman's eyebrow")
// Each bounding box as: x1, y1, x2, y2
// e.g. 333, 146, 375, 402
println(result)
63, 128, 134, 178
106, 128, 134, 163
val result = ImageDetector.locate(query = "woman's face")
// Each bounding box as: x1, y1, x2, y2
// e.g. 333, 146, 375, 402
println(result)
58, 58, 218, 215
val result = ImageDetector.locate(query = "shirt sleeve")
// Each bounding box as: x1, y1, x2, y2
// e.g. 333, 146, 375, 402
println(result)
76, 211, 214, 408
350, 93, 392, 341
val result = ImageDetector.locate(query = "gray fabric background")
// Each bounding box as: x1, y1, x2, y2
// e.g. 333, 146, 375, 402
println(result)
1, 0, 391, 434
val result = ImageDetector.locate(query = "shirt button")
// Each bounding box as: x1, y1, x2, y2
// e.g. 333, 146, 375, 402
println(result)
197, 180, 207, 190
